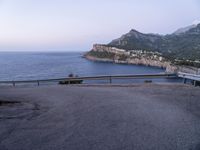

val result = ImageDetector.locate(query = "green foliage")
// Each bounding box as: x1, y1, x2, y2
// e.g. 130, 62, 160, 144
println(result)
88, 51, 115, 59
108, 25, 200, 63
174, 61, 200, 68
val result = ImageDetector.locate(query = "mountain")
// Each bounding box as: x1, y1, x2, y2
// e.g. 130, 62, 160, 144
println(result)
109, 29, 163, 52
108, 24, 200, 61
173, 24, 197, 35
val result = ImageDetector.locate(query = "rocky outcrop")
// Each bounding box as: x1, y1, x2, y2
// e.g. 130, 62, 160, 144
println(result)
85, 44, 176, 72
85, 44, 200, 74
84, 44, 200, 75
165, 65, 199, 74
166, 65, 179, 73
91, 44, 127, 55
84, 54, 114, 63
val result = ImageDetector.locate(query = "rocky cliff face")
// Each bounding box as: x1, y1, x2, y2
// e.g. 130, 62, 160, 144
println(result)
85, 44, 178, 73
85, 44, 200, 74
85, 24, 200, 74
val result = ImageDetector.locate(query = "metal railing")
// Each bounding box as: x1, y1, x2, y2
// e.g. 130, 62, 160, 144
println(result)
178, 72, 200, 86
178, 72, 200, 81
0, 73, 177, 87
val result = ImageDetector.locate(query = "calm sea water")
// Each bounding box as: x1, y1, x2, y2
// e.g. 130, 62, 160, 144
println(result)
0, 52, 177, 83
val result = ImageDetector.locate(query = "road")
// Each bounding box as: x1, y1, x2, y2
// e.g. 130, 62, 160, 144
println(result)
0, 84, 200, 150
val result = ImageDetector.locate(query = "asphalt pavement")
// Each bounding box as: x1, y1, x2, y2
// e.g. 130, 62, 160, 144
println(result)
0, 84, 200, 150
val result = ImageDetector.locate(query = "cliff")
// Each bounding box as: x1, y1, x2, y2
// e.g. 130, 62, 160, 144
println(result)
85, 44, 178, 73
85, 23, 200, 74
85, 44, 200, 74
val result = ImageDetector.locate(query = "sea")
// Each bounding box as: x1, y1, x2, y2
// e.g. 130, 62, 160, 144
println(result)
0, 52, 180, 84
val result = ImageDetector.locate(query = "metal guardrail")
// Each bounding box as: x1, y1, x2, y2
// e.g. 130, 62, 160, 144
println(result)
178, 72, 200, 81
0, 73, 177, 87
178, 72, 200, 86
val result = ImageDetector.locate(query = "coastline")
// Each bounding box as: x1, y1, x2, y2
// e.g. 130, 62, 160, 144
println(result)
84, 51, 177, 73
84, 44, 200, 75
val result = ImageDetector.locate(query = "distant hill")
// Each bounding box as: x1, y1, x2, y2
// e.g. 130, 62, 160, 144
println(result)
108, 24, 200, 61
173, 24, 197, 35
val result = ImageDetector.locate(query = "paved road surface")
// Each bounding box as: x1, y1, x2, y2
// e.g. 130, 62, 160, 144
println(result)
0, 84, 200, 150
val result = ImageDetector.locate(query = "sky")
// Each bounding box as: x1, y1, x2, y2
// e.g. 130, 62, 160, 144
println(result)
0, 0, 200, 51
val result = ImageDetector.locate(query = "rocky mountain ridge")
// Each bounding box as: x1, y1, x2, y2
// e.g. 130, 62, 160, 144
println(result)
173, 24, 197, 35
85, 23, 200, 73
108, 24, 200, 62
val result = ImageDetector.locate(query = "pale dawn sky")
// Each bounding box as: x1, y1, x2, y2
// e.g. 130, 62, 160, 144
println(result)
0, 0, 199, 51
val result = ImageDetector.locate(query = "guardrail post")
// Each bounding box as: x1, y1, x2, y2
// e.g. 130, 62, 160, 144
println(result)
184, 78, 187, 84
194, 80, 197, 87
13, 81, 15, 87
109, 76, 112, 84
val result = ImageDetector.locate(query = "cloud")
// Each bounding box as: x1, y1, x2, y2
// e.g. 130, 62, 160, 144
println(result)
192, 19, 200, 25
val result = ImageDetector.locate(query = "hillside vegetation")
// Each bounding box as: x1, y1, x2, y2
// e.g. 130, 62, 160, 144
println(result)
108, 24, 200, 65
